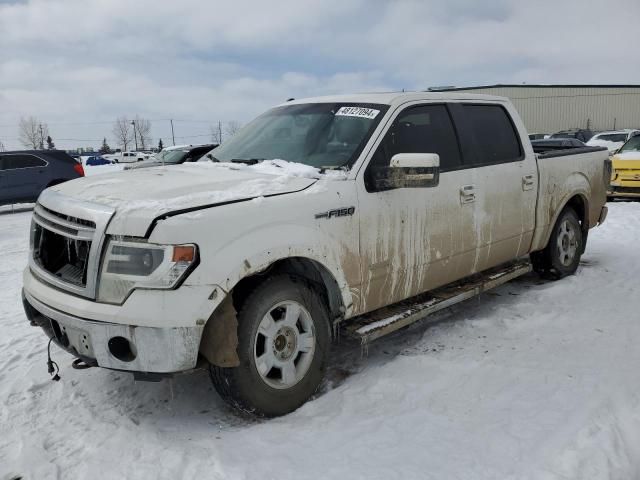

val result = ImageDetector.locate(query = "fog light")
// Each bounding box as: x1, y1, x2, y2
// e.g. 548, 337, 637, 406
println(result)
108, 336, 136, 362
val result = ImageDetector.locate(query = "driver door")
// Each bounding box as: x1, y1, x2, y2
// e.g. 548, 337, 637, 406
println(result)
356, 103, 478, 314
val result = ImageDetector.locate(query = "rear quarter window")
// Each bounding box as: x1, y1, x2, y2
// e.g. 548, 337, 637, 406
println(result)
463, 104, 523, 166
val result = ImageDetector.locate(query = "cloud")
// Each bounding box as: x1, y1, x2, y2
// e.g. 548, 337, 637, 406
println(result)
1, 0, 639, 149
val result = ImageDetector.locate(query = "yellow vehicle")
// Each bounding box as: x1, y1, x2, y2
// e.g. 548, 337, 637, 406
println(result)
609, 134, 640, 198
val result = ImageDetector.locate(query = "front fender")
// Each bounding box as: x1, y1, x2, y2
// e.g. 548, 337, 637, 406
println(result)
202, 222, 359, 317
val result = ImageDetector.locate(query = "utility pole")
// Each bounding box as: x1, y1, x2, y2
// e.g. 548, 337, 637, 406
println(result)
38, 123, 44, 149
131, 120, 138, 151
170, 119, 175, 146
218, 121, 222, 144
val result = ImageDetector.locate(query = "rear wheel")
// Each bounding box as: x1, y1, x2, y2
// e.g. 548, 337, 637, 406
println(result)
531, 207, 583, 279
209, 274, 331, 417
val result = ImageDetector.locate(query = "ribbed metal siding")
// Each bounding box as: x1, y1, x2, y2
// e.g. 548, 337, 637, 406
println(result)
449, 86, 640, 134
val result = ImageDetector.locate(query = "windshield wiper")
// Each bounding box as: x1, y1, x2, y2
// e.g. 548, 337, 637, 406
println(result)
230, 158, 266, 165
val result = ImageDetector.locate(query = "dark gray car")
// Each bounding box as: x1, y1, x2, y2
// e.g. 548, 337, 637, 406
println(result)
125, 144, 218, 170
0, 150, 84, 206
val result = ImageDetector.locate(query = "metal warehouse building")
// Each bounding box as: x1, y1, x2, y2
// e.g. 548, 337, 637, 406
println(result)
434, 85, 640, 135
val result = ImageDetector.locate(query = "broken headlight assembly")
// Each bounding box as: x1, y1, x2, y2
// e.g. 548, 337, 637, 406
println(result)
97, 238, 198, 304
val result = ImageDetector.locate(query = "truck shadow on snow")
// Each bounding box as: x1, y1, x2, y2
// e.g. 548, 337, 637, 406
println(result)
68, 270, 573, 426
323, 271, 549, 378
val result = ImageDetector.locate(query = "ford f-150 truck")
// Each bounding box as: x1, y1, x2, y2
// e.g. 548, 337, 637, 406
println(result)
22, 92, 610, 416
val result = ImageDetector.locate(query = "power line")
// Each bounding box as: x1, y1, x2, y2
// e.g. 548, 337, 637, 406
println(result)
0, 118, 226, 129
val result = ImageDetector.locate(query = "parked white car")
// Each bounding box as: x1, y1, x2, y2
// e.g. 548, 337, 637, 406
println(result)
586, 129, 640, 153
102, 151, 150, 163
23, 92, 609, 416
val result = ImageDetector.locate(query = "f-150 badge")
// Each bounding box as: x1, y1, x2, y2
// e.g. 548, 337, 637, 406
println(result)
315, 207, 356, 219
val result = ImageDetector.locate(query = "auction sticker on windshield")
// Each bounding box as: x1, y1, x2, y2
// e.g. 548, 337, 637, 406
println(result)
335, 106, 380, 119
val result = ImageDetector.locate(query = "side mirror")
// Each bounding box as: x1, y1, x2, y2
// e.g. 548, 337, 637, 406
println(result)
385, 153, 440, 188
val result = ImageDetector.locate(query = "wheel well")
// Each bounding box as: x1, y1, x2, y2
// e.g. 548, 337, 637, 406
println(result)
231, 257, 344, 322
566, 194, 587, 226
564, 194, 589, 254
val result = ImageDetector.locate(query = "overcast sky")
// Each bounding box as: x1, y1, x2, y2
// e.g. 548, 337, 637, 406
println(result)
1, 0, 639, 150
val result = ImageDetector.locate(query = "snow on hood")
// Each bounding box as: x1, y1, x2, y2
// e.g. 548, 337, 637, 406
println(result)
50, 160, 336, 236
612, 151, 640, 161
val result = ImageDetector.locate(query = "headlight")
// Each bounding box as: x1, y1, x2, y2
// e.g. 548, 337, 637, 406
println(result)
97, 238, 198, 304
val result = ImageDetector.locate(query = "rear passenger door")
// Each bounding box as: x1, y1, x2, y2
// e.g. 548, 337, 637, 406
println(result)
357, 103, 479, 313
0, 153, 49, 203
449, 103, 537, 272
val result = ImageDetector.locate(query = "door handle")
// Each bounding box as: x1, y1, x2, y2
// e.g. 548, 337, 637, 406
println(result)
522, 174, 535, 191
460, 185, 476, 204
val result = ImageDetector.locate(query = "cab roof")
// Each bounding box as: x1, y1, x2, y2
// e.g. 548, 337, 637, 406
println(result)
279, 91, 508, 108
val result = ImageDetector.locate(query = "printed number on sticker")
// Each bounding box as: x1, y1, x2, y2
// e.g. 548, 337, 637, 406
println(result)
335, 106, 380, 119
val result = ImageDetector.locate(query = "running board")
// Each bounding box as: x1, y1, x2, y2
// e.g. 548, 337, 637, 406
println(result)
344, 260, 532, 345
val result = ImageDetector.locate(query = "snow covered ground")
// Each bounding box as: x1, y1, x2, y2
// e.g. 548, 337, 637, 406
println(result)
83, 163, 125, 176
2, 202, 640, 479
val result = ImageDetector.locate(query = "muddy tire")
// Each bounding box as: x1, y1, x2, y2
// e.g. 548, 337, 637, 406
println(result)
531, 207, 583, 279
209, 274, 331, 417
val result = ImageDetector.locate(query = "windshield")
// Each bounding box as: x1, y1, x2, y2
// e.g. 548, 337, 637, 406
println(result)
154, 150, 189, 163
211, 103, 389, 168
619, 136, 640, 153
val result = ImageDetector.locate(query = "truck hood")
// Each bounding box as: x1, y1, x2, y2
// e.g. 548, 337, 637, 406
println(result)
49, 162, 319, 236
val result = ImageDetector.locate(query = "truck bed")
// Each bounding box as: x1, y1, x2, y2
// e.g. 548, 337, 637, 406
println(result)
533, 145, 606, 157
530, 146, 609, 252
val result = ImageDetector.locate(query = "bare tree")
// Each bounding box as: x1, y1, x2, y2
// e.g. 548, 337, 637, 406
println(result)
210, 122, 222, 144
19, 116, 49, 149
133, 116, 152, 150
112, 117, 133, 151
224, 121, 242, 140
0, 139, 5, 152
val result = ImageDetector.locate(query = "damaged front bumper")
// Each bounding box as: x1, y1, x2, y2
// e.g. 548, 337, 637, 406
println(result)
23, 289, 204, 375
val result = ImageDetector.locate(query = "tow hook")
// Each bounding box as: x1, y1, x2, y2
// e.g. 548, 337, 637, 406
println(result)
71, 359, 93, 370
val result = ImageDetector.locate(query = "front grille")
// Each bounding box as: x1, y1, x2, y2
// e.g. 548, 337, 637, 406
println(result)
39, 205, 96, 229
32, 205, 96, 288
29, 191, 115, 299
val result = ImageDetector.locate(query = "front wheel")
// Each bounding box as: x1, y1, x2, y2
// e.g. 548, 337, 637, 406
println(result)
531, 207, 583, 279
210, 274, 331, 417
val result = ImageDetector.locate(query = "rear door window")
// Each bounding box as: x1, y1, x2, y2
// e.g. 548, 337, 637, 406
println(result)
454, 104, 523, 166
2, 154, 47, 170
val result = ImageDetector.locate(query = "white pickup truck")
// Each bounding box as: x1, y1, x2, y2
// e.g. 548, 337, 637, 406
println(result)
103, 151, 150, 163
22, 92, 610, 416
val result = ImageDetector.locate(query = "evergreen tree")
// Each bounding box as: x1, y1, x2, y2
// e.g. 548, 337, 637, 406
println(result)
99, 137, 112, 154
46, 135, 55, 150
158, 138, 164, 151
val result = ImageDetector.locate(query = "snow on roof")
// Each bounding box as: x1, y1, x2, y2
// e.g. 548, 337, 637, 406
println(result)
593, 129, 639, 135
